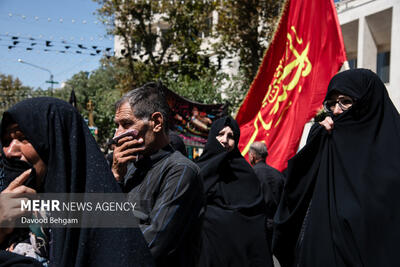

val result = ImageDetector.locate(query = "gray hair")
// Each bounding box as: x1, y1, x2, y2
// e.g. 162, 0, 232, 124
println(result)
115, 82, 170, 133
249, 142, 268, 160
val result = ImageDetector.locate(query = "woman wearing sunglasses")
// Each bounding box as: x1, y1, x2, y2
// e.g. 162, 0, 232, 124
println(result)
273, 69, 400, 267
319, 93, 355, 133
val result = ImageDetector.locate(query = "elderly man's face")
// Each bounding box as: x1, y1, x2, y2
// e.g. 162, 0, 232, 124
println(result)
248, 151, 256, 166
114, 102, 155, 156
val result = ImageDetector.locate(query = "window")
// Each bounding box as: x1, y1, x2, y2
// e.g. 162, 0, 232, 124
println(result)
348, 58, 357, 69
377, 51, 390, 83
203, 16, 213, 38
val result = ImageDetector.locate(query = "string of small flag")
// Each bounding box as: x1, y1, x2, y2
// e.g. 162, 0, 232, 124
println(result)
0, 34, 113, 57
5, 12, 112, 26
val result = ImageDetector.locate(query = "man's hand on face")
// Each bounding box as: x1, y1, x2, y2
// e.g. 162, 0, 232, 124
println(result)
111, 135, 145, 181
319, 116, 334, 133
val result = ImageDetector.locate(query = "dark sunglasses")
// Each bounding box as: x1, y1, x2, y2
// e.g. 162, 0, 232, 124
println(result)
324, 96, 354, 112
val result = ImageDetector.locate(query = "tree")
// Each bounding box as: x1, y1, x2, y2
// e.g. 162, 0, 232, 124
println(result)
93, 0, 284, 114
0, 68, 120, 147
163, 69, 224, 105
94, 0, 217, 92
0, 74, 34, 115
214, 0, 284, 87
55, 62, 121, 146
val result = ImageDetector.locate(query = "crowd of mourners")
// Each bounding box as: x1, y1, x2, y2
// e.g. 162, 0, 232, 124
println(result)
0, 68, 399, 267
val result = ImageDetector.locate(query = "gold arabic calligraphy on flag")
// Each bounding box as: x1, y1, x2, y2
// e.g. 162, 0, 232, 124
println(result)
241, 26, 312, 156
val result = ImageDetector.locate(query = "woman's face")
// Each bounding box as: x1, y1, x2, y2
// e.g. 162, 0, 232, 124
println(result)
2, 123, 47, 182
216, 126, 235, 152
324, 93, 354, 116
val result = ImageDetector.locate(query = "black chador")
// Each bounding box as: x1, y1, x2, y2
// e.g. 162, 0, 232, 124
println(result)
0, 98, 154, 266
197, 116, 273, 267
273, 69, 400, 267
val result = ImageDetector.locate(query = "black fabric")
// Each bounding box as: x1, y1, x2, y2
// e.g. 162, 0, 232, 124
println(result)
197, 116, 264, 210
0, 97, 154, 267
168, 132, 187, 157
273, 69, 400, 267
253, 161, 284, 247
123, 145, 203, 267
0, 156, 37, 192
0, 251, 43, 267
197, 116, 273, 267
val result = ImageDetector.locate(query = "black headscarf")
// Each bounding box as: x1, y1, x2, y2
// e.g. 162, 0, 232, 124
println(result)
0, 97, 154, 266
273, 69, 400, 267
197, 116, 272, 267
197, 116, 263, 209
168, 132, 188, 157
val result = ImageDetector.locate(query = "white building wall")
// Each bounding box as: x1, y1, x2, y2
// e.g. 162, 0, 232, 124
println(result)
358, 16, 377, 71
390, 1, 400, 109
337, 0, 400, 111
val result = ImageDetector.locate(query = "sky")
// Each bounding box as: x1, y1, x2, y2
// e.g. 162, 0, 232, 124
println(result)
0, 0, 114, 89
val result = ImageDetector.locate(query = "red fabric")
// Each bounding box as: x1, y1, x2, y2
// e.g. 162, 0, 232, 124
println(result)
236, 0, 347, 171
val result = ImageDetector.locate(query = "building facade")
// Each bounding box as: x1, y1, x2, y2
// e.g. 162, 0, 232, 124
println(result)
336, 0, 400, 110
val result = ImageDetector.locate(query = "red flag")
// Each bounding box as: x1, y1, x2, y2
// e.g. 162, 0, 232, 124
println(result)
236, 0, 346, 171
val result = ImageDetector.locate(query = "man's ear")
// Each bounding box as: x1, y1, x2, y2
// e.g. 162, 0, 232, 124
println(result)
151, 112, 164, 133
248, 151, 255, 164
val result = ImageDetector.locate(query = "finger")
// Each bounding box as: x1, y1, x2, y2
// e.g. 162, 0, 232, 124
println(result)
116, 155, 138, 164
116, 135, 135, 145
0, 198, 30, 219
327, 117, 334, 129
10, 186, 36, 195
319, 120, 332, 132
1, 208, 28, 223
114, 143, 144, 158
10, 198, 33, 216
117, 137, 144, 148
114, 154, 139, 166
4, 169, 32, 192
113, 140, 137, 154
119, 146, 146, 158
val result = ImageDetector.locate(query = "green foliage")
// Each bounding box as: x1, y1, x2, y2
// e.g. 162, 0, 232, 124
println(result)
54, 63, 121, 146
93, 0, 285, 116
213, 0, 284, 85
0, 69, 119, 147
0, 74, 34, 115
94, 0, 217, 92
163, 69, 224, 105
3, 1, 285, 149
220, 71, 250, 115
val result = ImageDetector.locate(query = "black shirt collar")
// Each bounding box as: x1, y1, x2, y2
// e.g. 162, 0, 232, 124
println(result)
134, 144, 174, 169
254, 161, 266, 167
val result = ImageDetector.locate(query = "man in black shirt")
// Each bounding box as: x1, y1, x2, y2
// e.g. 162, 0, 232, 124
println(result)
249, 142, 284, 247
112, 83, 203, 267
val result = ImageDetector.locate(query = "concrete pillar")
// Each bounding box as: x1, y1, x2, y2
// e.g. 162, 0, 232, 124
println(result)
390, 3, 400, 111
357, 16, 377, 71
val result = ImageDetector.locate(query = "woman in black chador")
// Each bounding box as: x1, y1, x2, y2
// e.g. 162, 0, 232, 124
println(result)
273, 69, 400, 267
197, 116, 273, 267
0, 97, 154, 266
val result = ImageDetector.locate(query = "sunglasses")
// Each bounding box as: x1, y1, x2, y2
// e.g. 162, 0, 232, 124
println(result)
323, 96, 354, 112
